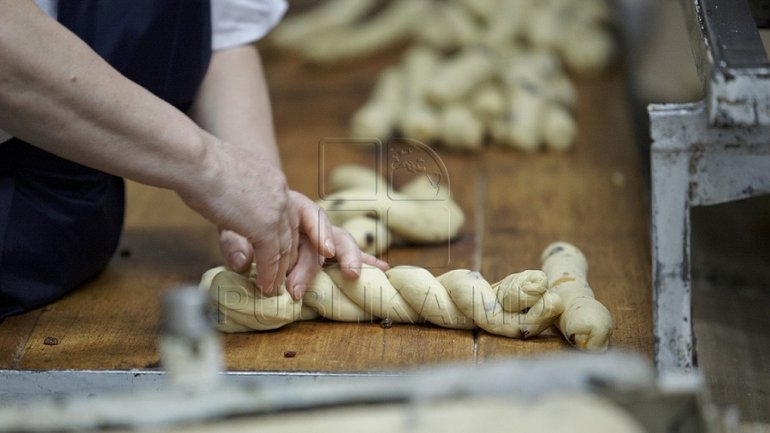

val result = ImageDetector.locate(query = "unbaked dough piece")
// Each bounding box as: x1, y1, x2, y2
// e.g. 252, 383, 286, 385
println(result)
340, 216, 391, 256
559, 25, 615, 75
297, 0, 431, 64
439, 104, 485, 151
479, 0, 530, 48
541, 242, 614, 351
455, 0, 502, 21
201, 264, 563, 339
541, 104, 576, 151
398, 46, 442, 144
470, 83, 507, 122
235, 394, 645, 433
206, 266, 301, 332
413, 1, 480, 52
385, 266, 476, 329
320, 165, 465, 249
438, 270, 562, 338
426, 49, 497, 105
269, 0, 377, 49
498, 86, 546, 152
350, 67, 403, 140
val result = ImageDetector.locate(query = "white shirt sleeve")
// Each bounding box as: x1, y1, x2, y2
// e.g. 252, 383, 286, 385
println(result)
211, 0, 288, 51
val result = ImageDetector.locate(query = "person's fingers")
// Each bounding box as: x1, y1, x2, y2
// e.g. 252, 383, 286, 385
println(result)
285, 236, 323, 300
269, 218, 294, 295
219, 229, 254, 272
252, 235, 282, 296
290, 191, 335, 258
287, 195, 301, 271
361, 252, 390, 272
330, 226, 363, 279
250, 212, 291, 296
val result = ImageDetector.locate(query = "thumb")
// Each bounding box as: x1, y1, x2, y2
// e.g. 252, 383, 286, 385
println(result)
219, 229, 254, 272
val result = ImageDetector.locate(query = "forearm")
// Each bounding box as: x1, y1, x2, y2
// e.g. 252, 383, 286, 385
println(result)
189, 44, 282, 167
0, 0, 217, 193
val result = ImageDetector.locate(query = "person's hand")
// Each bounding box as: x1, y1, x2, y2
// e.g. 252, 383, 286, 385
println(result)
286, 226, 390, 300
178, 138, 300, 296
216, 189, 333, 289
216, 187, 389, 300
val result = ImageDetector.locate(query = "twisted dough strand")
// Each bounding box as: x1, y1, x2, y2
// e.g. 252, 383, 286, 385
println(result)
200, 264, 564, 339
541, 242, 613, 351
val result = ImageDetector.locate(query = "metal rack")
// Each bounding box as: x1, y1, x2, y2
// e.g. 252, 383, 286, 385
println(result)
650, 0, 770, 372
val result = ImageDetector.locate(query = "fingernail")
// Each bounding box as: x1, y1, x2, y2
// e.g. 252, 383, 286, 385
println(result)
349, 265, 361, 278
324, 239, 336, 257
291, 285, 304, 300
230, 252, 247, 270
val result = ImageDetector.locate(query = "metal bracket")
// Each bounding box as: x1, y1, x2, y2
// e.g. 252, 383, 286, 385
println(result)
650, 0, 770, 374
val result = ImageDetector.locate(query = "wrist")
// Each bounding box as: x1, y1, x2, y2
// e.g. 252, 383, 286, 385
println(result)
170, 127, 222, 202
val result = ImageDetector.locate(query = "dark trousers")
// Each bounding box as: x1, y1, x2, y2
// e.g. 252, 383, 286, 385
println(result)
0, 142, 125, 318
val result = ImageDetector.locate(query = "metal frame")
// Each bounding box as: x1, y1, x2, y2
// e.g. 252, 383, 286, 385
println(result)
0, 354, 662, 431
650, 0, 770, 372
0, 369, 405, 404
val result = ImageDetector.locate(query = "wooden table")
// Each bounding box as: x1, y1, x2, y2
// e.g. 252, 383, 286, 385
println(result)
0, 43, 653, 373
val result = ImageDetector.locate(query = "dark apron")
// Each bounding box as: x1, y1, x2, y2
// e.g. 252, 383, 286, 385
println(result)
0, 0, 212, 320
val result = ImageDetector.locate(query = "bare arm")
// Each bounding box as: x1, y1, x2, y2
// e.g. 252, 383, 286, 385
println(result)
0, 0, 213, 192
0, 0, 295, 294
189, 44, 281, 165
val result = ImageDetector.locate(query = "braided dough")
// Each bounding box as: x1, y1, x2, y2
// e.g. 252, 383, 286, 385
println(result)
200, 264, 563, 340
198, 242, 613, 351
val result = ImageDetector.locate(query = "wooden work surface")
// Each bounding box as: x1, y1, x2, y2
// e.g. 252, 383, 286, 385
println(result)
0, 44, 653, 372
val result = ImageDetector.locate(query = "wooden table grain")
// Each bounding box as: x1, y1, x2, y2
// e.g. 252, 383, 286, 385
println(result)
0, 43, 653, 372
